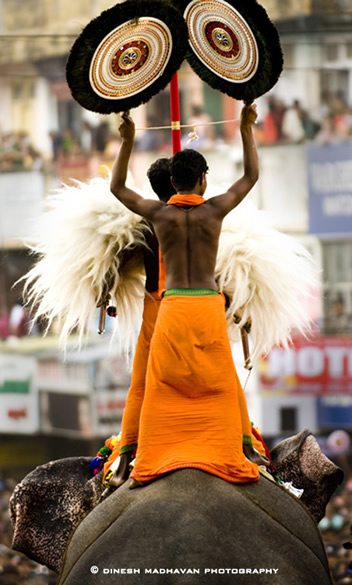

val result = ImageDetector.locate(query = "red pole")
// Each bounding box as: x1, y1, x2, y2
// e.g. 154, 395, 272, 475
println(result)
170, 72, 181, 154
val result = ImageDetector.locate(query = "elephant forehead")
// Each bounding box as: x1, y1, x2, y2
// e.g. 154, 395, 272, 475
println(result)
300, 435, 337, 481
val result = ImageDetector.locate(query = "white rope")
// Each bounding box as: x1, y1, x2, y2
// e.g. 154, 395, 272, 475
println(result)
242, 368, 252, 393
136, 118, 240, 132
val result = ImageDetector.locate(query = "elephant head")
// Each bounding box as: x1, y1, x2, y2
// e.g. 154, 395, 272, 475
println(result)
9, 430, 343, 578
9, 457, 104, 573
270, 429, 344, 523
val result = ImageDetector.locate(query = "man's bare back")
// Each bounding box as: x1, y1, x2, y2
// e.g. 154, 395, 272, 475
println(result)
110, 103, 258, 291
151, 202, 221, 290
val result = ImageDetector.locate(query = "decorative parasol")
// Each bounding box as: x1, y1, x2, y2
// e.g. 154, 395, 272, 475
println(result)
66, 0, 188, 114
172, 0, 283, 102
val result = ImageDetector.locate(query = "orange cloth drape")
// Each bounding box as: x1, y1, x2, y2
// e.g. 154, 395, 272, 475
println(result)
130, 293, 259, 484
167, 194, 205, 206
118, 292, 161, 454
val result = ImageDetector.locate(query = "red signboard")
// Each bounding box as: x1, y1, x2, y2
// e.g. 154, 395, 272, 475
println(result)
259, 336, 352, 395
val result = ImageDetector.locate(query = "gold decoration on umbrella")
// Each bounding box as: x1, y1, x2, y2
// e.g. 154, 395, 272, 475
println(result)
89, 18, 173, 100
66, 0, 188, 114
185, 0, 259, 83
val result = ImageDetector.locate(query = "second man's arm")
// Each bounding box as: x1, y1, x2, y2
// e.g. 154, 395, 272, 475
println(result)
208, 103, 259, 217
110, 111, 163, 219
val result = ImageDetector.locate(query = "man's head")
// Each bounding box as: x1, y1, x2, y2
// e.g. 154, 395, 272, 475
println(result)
170, 149, 208, 194
147, 157, 176, 202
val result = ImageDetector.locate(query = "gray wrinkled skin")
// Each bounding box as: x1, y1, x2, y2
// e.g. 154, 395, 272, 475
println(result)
10, 432, 343, 584
10, 457, 103, 572
271, 429, 344, 523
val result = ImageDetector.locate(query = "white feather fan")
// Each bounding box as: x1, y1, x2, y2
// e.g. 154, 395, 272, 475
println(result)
21, 175, 149, 352
216, 199, 318, 361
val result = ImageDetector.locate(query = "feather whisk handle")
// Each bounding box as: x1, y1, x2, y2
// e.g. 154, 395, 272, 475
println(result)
97, 294, 110, 335
241, 327, 253, 371
98, 303, 107, 335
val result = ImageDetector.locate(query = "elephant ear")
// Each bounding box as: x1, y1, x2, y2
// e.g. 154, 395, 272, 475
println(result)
172, 0, 283, 101
9, 457, 103, 573
271, 429, 344, 523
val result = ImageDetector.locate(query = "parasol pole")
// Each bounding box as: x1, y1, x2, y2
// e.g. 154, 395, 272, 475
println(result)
170, 72, 181, 154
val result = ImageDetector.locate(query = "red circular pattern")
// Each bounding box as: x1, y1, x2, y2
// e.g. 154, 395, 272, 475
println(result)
205, 21, 239, 58
111, 41, 149, 76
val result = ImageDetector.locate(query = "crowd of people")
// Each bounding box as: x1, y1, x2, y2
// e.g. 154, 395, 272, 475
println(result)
1, 91, 352, 174
0, 301, 35, 342
319, 475, 352, 584
254, 92, 352, 146
0, 133, 43, 172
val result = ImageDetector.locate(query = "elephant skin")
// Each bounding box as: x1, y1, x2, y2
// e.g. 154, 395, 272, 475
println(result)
271, 428, 344, 523
10, 431, 343, 584
10, 457, 104, 572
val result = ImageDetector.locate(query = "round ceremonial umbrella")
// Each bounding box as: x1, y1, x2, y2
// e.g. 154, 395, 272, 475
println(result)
172, 0, 283, 102
66, 0, 189, 114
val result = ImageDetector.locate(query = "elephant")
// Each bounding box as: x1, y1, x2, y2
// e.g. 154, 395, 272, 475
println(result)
10, 429, 344, 585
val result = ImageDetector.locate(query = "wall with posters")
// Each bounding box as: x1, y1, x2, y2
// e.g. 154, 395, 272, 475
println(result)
260, 336, 352, 394
318, 396, 352, 429
259, 335, 352, 436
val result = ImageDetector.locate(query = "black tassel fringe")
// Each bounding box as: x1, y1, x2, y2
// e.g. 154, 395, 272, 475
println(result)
66, 0, 189, 114
173, 0, 283, 101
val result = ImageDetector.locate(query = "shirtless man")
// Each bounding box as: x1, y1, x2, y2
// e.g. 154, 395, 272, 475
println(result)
110, 103, 268, 487
112, 105, 257, 292
107, 157, 176, 487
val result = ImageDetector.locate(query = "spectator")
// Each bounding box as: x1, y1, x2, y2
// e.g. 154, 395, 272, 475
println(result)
282, 99, 305, 143
8, 300, 29, 339
0, 132, 43, 171
80, 122, 93, 156
93, 121, 110, 154
0, 305, 9, 340
262, 96, 286, 144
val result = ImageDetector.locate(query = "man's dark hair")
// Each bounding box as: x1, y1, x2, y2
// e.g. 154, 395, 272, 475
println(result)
147, 157, 175, 202
170, 149, 208, 191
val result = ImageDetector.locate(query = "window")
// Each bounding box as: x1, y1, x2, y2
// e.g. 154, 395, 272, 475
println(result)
280, 407, 297, 433
322, 240, 352, 335
325, 44, 338, 62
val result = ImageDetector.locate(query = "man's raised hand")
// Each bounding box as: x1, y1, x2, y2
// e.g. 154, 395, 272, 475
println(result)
119, 110, 135, 144
240, 102, 258, 131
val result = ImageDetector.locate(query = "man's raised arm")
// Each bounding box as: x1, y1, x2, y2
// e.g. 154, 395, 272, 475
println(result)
208, 103, 259, 217
110, 111, 163, 219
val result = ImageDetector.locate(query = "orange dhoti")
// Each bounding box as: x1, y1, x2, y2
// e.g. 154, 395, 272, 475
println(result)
119, 292, 161, 454
130, 292, 259, 484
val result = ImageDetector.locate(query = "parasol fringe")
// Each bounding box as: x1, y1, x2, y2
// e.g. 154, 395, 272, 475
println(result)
173, 0, 283, 101
66, 0, 188, 114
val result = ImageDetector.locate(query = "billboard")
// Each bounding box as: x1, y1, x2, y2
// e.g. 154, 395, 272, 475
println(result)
0, 355, 39, 433
92, 389, 128, 437
40, 391, 92, 436
259, 336, 352, 395
307, 142, 352, 235
317, 395, 352, 428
